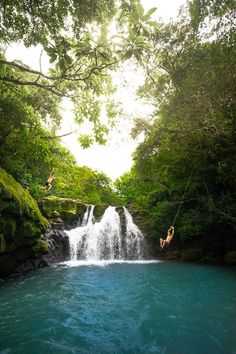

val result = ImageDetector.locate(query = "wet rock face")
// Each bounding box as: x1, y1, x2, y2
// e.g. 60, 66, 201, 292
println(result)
115, 206, 127, 256
42, 228, 70, 265
0, 227, 70, 278
115, 207, 126, 234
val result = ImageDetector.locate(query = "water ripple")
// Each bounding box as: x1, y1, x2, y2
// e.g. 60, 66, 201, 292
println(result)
0, 263, 236, 353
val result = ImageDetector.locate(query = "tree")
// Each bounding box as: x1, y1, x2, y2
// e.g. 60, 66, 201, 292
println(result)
116, 0, 236, 243
0, 0, 157, 145
0, 68, 120, 204
52, 165, 121, 205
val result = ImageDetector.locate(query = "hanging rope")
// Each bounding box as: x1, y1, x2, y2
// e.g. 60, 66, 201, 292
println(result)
172, 168, 194, 226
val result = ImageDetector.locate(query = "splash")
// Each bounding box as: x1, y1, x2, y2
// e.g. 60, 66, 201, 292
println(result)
62, 260, 160, 267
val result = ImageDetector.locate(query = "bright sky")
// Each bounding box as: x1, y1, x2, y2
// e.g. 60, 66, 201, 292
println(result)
6, 0, 186, 181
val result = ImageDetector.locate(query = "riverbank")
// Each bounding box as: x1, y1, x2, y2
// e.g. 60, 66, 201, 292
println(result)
147, 233, 236, 265
0, 166, 235, 280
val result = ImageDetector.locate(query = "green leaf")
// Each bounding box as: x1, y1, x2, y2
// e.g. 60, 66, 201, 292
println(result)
64, 54, 73, 65
136, 3, 144, 18
49, 54, 57, 63
123, 49, 133, 60
78, 134, 94, 149
133, 49, 141, 61
144, 7, 157, 20
58, 59, 66, 71
135, 36, 145, 45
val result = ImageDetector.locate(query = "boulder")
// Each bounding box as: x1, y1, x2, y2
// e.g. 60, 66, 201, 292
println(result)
41, 227, 70, 264
39, 196, 87, 229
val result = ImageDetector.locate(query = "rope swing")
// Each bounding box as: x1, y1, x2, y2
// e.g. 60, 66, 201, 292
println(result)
172, 168, 194, 226
160, 168, 194, 249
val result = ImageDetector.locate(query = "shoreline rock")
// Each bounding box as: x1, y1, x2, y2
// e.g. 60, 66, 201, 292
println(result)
41, 227, 70, 265
0, 226, 71, 279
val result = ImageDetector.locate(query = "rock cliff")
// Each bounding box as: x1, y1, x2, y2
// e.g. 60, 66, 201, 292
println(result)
0, 168, 48, 277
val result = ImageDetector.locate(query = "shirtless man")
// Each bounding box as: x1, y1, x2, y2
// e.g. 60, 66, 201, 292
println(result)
41, 173, 56, 191
160, 226, 175, 249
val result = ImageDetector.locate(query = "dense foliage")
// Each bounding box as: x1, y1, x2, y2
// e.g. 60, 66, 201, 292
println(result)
0, 0, 156, 146
0, 0, 154, 205
116, 0, 236, 247
0, 64, 119, 204
0, 0, 235, 258
0, 0, 128, 204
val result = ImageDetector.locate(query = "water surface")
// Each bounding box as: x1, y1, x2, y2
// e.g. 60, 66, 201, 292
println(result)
0, 262, 236, 353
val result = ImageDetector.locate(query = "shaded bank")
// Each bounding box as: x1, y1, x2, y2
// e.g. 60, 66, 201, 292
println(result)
0, 170, 149, 278
0, 167, 235, 279
130, 206, 236, 265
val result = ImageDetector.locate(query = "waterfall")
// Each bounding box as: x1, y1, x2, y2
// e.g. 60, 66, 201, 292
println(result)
81, 205, 95, 226
68, 205, 95, 260
123, 207, 147, 260
66, 206, 148, 261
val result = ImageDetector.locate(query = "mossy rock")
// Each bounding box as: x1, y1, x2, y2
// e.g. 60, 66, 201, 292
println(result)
225, 251, 236, 265
31, 239, 49, 257
60, 210, 78, 222
76, 202, 88, 215
0, 168, 47, 224
20, 220, 37, 237
39, 196, 87, 223
0, 168, 48, 254
1, 218, 16, 239
51, 211, 60, 218
94, 205, 108, 218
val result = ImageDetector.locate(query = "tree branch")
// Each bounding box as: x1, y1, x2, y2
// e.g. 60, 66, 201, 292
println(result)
0, 76, 72, 97
40, 129, 80, 140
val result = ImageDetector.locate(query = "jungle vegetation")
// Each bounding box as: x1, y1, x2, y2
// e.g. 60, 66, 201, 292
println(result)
0, 0, 155, 204
0, 0, 235, 248
115, 0, 236, 247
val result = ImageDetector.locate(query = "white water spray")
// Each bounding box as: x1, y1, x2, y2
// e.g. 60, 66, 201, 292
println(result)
66, 206, 148, 261
68, 205, 95, 260
123, 207, 147, 259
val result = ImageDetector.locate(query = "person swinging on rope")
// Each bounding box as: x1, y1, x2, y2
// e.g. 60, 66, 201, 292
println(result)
158, 169, 193, 250
160, 226, 174, 249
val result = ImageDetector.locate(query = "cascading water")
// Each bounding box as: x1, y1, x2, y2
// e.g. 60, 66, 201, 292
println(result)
68, 205, 95, 260
66, 206, 149, 261
123, 207, 147, 259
